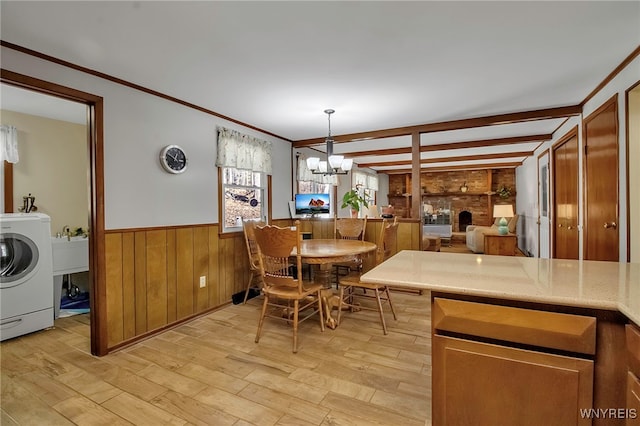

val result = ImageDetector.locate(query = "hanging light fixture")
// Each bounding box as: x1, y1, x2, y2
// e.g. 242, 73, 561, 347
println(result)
306, 109, 353, 175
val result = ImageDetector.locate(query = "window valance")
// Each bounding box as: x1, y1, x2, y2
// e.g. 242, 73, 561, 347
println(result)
353, 170, 378, 191
216, 127, 272, 174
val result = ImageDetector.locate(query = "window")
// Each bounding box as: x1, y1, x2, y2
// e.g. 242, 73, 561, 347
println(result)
222, 167, 265, 232
216, 126, 272, 233
353, 170, 378, 206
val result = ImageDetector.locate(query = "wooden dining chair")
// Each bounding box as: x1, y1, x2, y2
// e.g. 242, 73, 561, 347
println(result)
333, 216, 367, 286
253, 221, 325, 353
242, 219, 266, 304
337, 217, 398, 334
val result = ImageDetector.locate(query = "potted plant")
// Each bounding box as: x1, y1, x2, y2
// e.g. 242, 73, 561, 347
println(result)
341, 185, 369, 218
496, 185, 512, 199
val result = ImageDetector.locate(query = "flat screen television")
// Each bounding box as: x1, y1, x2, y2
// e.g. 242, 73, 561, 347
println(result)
294, 193, 331, 216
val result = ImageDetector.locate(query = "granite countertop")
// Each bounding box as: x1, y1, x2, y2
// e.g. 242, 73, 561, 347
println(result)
361, 250, 640, 325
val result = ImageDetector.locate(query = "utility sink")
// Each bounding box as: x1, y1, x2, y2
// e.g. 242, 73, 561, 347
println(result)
51, 236, 89, 275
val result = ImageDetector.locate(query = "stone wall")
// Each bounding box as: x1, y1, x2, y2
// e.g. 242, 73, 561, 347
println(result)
387, 169, 516, 229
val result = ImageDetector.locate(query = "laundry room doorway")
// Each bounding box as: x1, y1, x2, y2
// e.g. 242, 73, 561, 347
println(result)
1, 70, 107, 355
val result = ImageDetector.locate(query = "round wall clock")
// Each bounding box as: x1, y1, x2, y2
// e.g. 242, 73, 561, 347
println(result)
160, 145, 188, 174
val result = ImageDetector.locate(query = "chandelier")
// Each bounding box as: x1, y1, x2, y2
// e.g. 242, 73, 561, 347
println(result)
306, 109, 353, 175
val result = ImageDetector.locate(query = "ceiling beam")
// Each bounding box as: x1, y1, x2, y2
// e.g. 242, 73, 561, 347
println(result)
380, 162, 523, 174
339, 134, 551, 157
292, 106, 580, 147
358, 151, 533, 168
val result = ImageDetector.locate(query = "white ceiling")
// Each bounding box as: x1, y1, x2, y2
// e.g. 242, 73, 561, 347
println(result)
1, 1, 639, 172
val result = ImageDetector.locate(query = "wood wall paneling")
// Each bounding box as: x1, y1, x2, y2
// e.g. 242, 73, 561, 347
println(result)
208, 226, 221, 307
176, 228, 194, 320
134, 231, 148, 334
103, 219, 419, 351
122, 232, 136, 339
105, 233, 124, 347
103, 224, 247, 351
166, 229, 177, 323
194, 227, 210, 312
145, 230, 168, 331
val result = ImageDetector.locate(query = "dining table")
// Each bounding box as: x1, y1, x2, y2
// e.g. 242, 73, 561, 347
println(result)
293, 238, 377, 328
294, 238, 377, 285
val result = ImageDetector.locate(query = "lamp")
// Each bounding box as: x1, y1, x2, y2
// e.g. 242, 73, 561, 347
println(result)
493, 204, 514, 235
306, 109, 353, 175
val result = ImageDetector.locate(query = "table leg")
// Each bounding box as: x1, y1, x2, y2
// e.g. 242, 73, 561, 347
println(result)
319, 288, 339, 329
314, 264, 333, 289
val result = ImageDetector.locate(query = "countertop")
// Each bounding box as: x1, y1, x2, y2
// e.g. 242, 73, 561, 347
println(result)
360, 250, 640, 325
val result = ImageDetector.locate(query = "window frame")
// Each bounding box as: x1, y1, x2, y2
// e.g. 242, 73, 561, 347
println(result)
353, 171, 378, 207
218, 167, 271, 235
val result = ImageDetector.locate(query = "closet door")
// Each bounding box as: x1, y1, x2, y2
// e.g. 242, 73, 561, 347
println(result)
552, 129, 579, 260
584, 96, 619, 261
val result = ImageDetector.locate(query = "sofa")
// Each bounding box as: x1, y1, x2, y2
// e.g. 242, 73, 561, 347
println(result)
466, 214, 518, 253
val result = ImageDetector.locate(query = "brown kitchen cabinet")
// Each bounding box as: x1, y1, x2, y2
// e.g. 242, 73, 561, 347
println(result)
432, 297, 598, 425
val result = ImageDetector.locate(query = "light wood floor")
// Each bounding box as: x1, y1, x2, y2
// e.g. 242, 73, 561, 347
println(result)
1, 291, 432, 425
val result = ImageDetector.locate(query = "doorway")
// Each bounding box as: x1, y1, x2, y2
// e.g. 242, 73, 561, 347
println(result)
1, 84, 89, 319
1, 69, 106, 355
552, 127, 579, 260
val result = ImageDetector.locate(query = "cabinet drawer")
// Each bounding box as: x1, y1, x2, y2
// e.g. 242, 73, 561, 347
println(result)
433, 298, 596, 355
628, 324, 640, 378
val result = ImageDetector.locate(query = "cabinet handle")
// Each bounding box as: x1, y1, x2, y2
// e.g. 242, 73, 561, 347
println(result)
567, 226, 573, 230
603, 222, 617, 229
558, 223, 563, 228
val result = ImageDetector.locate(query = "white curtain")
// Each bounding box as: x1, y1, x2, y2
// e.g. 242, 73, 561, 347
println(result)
353, 171, 367, 188
0, 125, 19, 163
297, 154, 338, 185
216, 127, 272, 173
353, 170, 378, 191
367, 174, 379, 191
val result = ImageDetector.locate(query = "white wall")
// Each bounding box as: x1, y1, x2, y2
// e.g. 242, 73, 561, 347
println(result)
516, 55, 640, 261
1, 110, 89, 234
1, 47, 292, 229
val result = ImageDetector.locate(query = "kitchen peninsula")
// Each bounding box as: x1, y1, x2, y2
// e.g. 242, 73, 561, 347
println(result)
361, 251, 640, 426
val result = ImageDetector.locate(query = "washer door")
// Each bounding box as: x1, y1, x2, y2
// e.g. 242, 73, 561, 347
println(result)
0, 233, 40, 288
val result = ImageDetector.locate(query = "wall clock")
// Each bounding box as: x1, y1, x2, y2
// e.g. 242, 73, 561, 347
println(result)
159, 145, 188, 174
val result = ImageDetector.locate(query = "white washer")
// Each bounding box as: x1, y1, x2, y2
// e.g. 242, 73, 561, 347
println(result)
0, 213, 54, 341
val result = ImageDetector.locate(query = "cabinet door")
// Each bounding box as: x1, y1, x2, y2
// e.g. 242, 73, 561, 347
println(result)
627, 372, 640, 426
552, 130, 580, 259
433, 335, 594, 426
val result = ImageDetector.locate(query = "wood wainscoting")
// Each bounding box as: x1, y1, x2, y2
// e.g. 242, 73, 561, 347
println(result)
104, 219, 421, 352
105, 224, 249, 350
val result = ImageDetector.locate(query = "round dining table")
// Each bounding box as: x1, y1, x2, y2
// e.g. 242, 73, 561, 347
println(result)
293, 238, 377, 287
